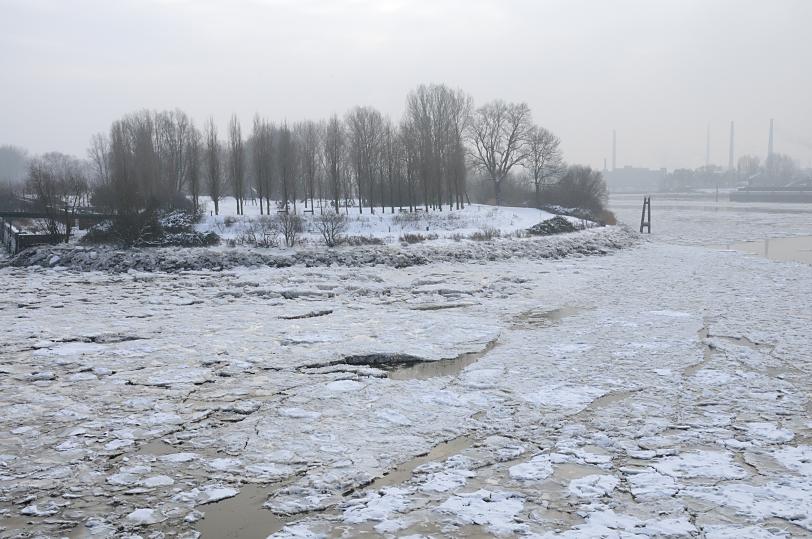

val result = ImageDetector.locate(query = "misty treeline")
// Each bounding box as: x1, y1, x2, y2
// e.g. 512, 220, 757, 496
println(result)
660, 153, 805, 192
66, 84, 577, 217
0, 145, 92, 227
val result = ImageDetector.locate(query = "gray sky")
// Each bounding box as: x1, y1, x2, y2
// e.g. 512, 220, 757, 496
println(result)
2, 0, 811, 170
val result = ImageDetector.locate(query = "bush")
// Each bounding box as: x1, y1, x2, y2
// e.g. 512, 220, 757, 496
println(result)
223, 215, 238, 228
392, 212, 422, 226
81, 210, 219, 247
80, 220, 115, 244
277, 212, 302, 247
162, 232, 220, 246
545, 166, 608, 213
342, 235, 384, 246
468, 227, 501, 241
399, 233, 438, 244
595, 209, 617, 225
315, 211, 347, 247
526, 216, 579, 236
110, 211, 164, 247
159, 210, 196, 233
238, 216, 279, 247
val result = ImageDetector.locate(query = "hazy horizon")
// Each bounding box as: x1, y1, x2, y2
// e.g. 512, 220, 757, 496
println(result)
2, 0, 811, 170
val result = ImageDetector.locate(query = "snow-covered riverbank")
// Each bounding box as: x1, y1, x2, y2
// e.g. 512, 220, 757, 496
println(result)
2, 225, 635, 273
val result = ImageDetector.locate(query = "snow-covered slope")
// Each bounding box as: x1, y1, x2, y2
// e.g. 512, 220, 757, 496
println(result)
196, 197, 574, 243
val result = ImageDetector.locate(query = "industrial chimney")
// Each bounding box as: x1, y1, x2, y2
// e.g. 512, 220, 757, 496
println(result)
768, 118, 774, 159
728, 121, 735, 171
705, 124, 710, 168
612, 130, 616, 171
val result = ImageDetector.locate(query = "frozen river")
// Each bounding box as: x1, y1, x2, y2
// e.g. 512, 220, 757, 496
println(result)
1, 197, 812, 538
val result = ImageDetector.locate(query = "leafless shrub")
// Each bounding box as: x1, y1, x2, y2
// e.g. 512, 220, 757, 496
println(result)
342, 235, 384, 246
392, 212, 422, 226
399, 233, 439, 244
315, 211, 347, 247
239, 216, 279, 247
277, 213, 302, 247
223, 215, 237, 227
468, 227, 501, 241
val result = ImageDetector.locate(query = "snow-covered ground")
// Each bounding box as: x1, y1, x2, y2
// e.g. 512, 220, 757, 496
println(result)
1, 198, 812, 538
196, 197, 571, 244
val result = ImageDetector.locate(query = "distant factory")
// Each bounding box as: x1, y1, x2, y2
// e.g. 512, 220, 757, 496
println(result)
604, 119, 811, 194
602, 130, 667, 193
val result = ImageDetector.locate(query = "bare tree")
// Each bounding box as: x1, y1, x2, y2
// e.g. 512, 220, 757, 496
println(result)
187, 122, 202, 213
467, 100, 533, 205
525, 125, 564, 208
322, 115, 345, 214
315, 211, 346, 247
204, 117, 222, 215
346, 106, 384, 213
277, 212, 302, 247
381, 118, 398, 213
27, 153, 89, 240
399, 118, 420, 212
250, 118, 275, 215
250, 116, 267, 215
156, 109, 191, 202
277, 123, 296, 213
228, 115, 245, 215
296, 120, 320, 213
87, 133, 111, 186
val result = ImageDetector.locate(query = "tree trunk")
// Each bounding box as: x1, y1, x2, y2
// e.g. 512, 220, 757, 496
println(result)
535, 182, 541, 209
494, 179, 502, 206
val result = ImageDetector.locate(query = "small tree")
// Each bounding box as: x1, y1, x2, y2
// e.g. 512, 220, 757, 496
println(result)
187, 123, 202, 213
315, 211, 346, 247
525, 125, 564, 208
204, 118, 222, 215
277, 212, 302, 247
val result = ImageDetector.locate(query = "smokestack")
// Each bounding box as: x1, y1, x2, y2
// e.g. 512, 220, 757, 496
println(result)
612, 130, 616, 171
603, 157, 607, 172
768, 118, 774, 159
705, 124, 710, 168
728, 121, 735, 171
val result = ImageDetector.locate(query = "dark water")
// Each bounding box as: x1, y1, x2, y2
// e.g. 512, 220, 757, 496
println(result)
712, 236, 812, 264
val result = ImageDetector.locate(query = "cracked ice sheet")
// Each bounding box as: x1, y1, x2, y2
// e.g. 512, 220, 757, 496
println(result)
1, 230, 812, 537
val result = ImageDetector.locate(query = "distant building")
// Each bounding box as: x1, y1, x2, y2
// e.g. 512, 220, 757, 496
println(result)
603, 166, 667, 193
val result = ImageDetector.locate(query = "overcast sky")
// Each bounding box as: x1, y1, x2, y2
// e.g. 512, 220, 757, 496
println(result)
2, 0, 811, 170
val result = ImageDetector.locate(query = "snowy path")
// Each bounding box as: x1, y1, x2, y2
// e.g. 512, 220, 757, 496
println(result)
1, 229, 811, 537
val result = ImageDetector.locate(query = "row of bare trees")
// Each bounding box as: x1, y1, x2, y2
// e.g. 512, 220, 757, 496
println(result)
87, 84, 564, 216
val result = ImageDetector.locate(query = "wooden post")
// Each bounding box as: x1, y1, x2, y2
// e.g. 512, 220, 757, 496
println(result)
639, 196, 651, 233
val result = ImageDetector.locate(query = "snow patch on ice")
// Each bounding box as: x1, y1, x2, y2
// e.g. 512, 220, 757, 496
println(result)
342, 487, 409, 524
437, 489, 525, 536
773, 445, 812, 476
509, 454, 554, 481
653, 450, 746, 479
126, 507, 165, 525
567, 474, 620, 498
